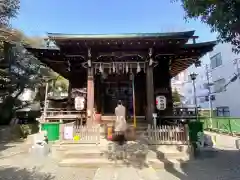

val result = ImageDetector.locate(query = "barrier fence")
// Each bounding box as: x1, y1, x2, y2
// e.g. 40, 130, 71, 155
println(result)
61, 122, 100, 144
146, 124, 188, 145
201, 117, 240, 135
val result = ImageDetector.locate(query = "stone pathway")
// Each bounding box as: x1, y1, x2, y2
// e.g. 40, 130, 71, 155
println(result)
0, 141, 240, 180
92, 167, 159, 180
0, 141, 30, 159
156, 149, 240, 180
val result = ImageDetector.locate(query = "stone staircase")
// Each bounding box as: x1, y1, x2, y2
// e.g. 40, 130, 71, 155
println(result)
51, 138, 190, 170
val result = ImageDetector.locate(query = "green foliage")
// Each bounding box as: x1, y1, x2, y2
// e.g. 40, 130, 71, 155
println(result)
0, 29, 62, 124
0, 0, 20, 26
174, 0, 240, 53
172, 88, 181, 103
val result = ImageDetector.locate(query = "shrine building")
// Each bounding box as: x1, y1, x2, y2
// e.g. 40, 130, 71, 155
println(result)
26, 31, 216, 124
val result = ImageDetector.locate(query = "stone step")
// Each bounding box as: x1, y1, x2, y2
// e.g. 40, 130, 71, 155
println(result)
93, 167, 159, 180
53, 144, 103, 151
51, 143, 106, 159
64, 149, 105, 159
59, 158, 122, 168
58, 157, 188, 169
147, 158, 188, 169
93, 167, 146, 180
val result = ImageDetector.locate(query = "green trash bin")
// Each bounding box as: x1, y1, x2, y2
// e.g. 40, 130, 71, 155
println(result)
188, 121, 203, 143
41, 122, 60, 141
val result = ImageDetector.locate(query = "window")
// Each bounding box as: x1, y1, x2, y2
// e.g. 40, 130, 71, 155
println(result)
214, 78, 226, 92
216, 106, 230, 117
210, 53, 222, 69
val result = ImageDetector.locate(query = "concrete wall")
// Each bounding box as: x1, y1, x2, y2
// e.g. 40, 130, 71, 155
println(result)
205, 131, 240, 150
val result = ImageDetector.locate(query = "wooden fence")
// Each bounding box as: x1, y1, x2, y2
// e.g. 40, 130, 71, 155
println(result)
146, 124, 188, 145
61, 122, 100, 144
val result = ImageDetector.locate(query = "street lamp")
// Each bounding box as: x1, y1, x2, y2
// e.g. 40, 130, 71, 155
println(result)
190, 72, 198, 118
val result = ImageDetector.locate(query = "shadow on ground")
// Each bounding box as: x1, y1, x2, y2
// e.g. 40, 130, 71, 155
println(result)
0, 125, 33, 158
165, 149, 240, 180
139, 136, 240, 180
0, 166, 54, 180
105, 141, 149, 169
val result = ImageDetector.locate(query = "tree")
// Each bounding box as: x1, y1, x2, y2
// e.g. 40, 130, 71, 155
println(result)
0, 0, 20, 27
0, 1, 68, 124
174, 0, 240, 53
172, 88, 181, 103
0, 29, 66, 124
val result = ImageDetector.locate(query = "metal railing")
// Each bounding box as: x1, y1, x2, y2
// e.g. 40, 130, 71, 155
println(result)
201, 117, 240, 135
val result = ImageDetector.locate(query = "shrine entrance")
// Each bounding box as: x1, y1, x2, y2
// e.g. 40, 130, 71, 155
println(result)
95, 71, 146, 117
102, 74, 133, 115
26, 31, 216, 125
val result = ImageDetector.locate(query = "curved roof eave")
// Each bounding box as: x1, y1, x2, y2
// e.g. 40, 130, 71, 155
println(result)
184, 41, 217, 48
47, 30, 195, 40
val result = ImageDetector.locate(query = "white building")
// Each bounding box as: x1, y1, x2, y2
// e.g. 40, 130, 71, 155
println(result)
171, 70, 188, 96
209, 43, 240, 117
182, 54, 214, 109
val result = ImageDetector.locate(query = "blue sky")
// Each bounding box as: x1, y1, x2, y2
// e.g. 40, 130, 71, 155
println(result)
11, 0, 216, 42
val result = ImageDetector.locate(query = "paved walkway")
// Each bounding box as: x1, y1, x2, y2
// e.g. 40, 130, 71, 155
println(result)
156, 149, 240, 180
0, 141, 240, 180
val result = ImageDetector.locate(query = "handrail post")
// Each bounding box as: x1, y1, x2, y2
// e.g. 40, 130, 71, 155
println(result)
43, 82, 49, 123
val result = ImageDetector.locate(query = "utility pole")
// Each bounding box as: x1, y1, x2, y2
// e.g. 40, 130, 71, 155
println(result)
205, 65, 213, 124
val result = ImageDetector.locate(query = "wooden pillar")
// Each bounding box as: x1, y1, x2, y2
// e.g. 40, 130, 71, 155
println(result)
154, 60, 173, 117
87, 66, 94, 126
67, 82, 72, 110
94, 74, 101, 113
146, 63, 155, 124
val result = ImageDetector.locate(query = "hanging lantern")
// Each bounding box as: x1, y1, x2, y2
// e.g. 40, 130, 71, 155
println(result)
137, 62, 141, 73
